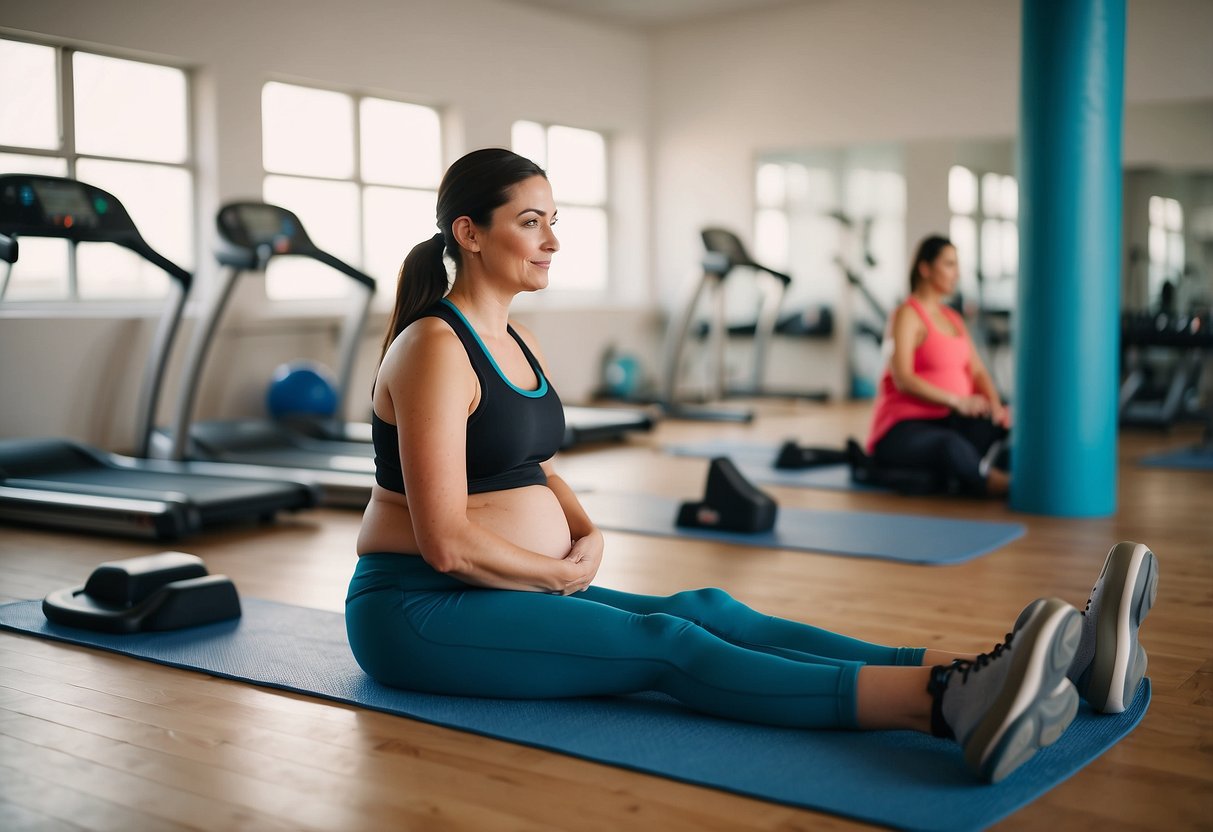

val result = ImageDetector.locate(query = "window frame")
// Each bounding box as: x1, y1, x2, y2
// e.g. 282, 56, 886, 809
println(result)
511, 118, 611, 296
0, 31, 197, 305
1146, 194, 1184, 306
949, 165, 1018, 310
259, 79, 444, 307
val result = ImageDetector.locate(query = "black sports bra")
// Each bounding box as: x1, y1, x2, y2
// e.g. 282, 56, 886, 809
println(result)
372, 299, 565, 495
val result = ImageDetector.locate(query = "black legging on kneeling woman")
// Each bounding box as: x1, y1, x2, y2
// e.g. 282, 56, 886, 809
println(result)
872, 414, 1008, 494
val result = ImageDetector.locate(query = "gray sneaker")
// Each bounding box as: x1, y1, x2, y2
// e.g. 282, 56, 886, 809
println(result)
1063, 541, 1158, 713
931, 597, 1081, 783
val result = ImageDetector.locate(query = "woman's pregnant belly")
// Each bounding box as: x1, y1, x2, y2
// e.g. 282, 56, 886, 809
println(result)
356, 483, 572, 559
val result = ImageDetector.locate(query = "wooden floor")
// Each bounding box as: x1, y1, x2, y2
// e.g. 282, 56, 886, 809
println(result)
2, 401, 1210, 830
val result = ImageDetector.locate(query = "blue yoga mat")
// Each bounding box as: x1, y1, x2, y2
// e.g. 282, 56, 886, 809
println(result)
665, 440, 883, 492
579, 492, 1024, 564
1139, 445, 1213, 471
0, 598, 1148, 832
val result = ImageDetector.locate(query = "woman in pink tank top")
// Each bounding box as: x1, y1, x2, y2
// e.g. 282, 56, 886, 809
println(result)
865, 236, 1011, 496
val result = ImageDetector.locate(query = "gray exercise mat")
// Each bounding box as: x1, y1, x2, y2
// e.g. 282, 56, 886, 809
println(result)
664, 440, 883, 492
0, 598, 1150, 832
1139, 445, 1213, 471
580, 491, 1024, 564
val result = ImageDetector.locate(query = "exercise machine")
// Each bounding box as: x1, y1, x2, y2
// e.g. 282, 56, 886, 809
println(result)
154, 202, 383, 507
660, 228, 827, 422
0, 174, 319, 539
1119, 309, 1211, 429
830, 212, 890, 399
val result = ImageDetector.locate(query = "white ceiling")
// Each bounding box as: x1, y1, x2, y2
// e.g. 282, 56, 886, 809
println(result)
503, 0, 808, 29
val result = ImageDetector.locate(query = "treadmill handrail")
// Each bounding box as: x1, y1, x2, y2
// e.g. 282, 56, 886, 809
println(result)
0, 175, 193, 457
163, 201, 377, 460
166, 264, 242, 461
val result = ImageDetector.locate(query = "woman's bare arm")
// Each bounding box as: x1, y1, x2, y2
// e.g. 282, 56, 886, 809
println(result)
386, 319, 592, 593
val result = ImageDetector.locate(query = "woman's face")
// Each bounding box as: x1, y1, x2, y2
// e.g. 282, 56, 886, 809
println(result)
475, 175, 560, 292
922, 245, 960, 296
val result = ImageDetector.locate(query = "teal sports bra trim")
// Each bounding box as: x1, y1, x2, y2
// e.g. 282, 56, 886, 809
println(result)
439, 298, 549, 398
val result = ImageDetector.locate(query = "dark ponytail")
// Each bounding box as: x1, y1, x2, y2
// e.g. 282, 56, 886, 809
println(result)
909, 235, 953, 293
377, 148, 547, 371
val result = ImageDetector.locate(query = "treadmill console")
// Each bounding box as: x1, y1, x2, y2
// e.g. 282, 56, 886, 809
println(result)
217, 203, 311, 256
0, 174, 137, 239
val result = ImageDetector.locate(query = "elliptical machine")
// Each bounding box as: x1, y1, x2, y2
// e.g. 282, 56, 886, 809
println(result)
659, 228, 827, 422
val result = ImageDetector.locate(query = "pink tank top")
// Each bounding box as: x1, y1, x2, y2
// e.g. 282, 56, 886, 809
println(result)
866, 297, 974, 452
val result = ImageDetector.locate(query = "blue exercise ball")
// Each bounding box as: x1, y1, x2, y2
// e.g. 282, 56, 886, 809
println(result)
267, 361, 339, 418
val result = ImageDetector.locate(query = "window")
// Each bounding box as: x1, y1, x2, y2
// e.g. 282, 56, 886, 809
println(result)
0, 37, 193, 302
949, 166, 1017, 308
260, 82, 442, 300
753, 160, 903, 311
1147, 195, 1184, 307
512, 121, 608, 292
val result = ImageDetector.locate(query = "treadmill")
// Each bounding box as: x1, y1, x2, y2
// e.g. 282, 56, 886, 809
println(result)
217, 204, 655, 451
0, 174, 319, 539
155, 202, 379, 507
165, 202, 652, 474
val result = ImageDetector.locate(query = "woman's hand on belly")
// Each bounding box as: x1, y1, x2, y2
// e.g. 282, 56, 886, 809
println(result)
560, 528, 604, 593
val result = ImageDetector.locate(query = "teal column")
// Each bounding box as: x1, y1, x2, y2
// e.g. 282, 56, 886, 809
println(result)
1013, 0, 1125, 517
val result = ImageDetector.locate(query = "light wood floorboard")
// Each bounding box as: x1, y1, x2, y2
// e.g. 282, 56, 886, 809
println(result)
1, 400, 1210, 830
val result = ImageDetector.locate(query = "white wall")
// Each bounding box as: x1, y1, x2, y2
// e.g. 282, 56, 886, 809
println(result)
3, 0, 1212, 446
0, 0, 653, 447
651, 0, 1213, 397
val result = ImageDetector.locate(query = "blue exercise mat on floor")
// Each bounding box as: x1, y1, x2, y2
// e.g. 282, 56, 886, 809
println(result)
0, 598, 1148, 832
579, 492, 1024, 564
1139, 445, 1213, 471
664, 440, 883, 492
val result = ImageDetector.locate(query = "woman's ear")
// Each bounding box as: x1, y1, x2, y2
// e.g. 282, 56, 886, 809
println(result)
451, 216, 481, 253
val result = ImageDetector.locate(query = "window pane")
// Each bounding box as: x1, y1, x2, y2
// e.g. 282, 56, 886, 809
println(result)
844, 168, 874, 216
1165, 198, 1182, 231
874, 171, 906, 215
980, 219, 1001, 281
361, 98, 441, 188
546, 125, 605, 205
77, 241, 170, 299
981, 172, 1002, 218
754, 209, 789, 271
1001, 175, 1018, 219
949, 166, 977, 215
76, 158, 195, 270
0, 40, 59, 149
755, 163, 786, 208
0, 152, 69, 176
1169, 232, 1184, 273
363, 186, 440, 297
263, 175, 360, 299
949, 215, 977, 297
549, 205, 606, 291
1148, 226, 1166, 265
2, 238, 69, 300
784, 164, 811, 208
1001, 220, 1018, 276
262, 82, 354, 178
74, 52, 187, 163
1148, 195, 1165, 227
511, 120, 546, 168
800, 167, 836, 210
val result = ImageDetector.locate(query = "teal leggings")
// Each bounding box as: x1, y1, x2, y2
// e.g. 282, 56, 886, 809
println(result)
346, 553, 925, 729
